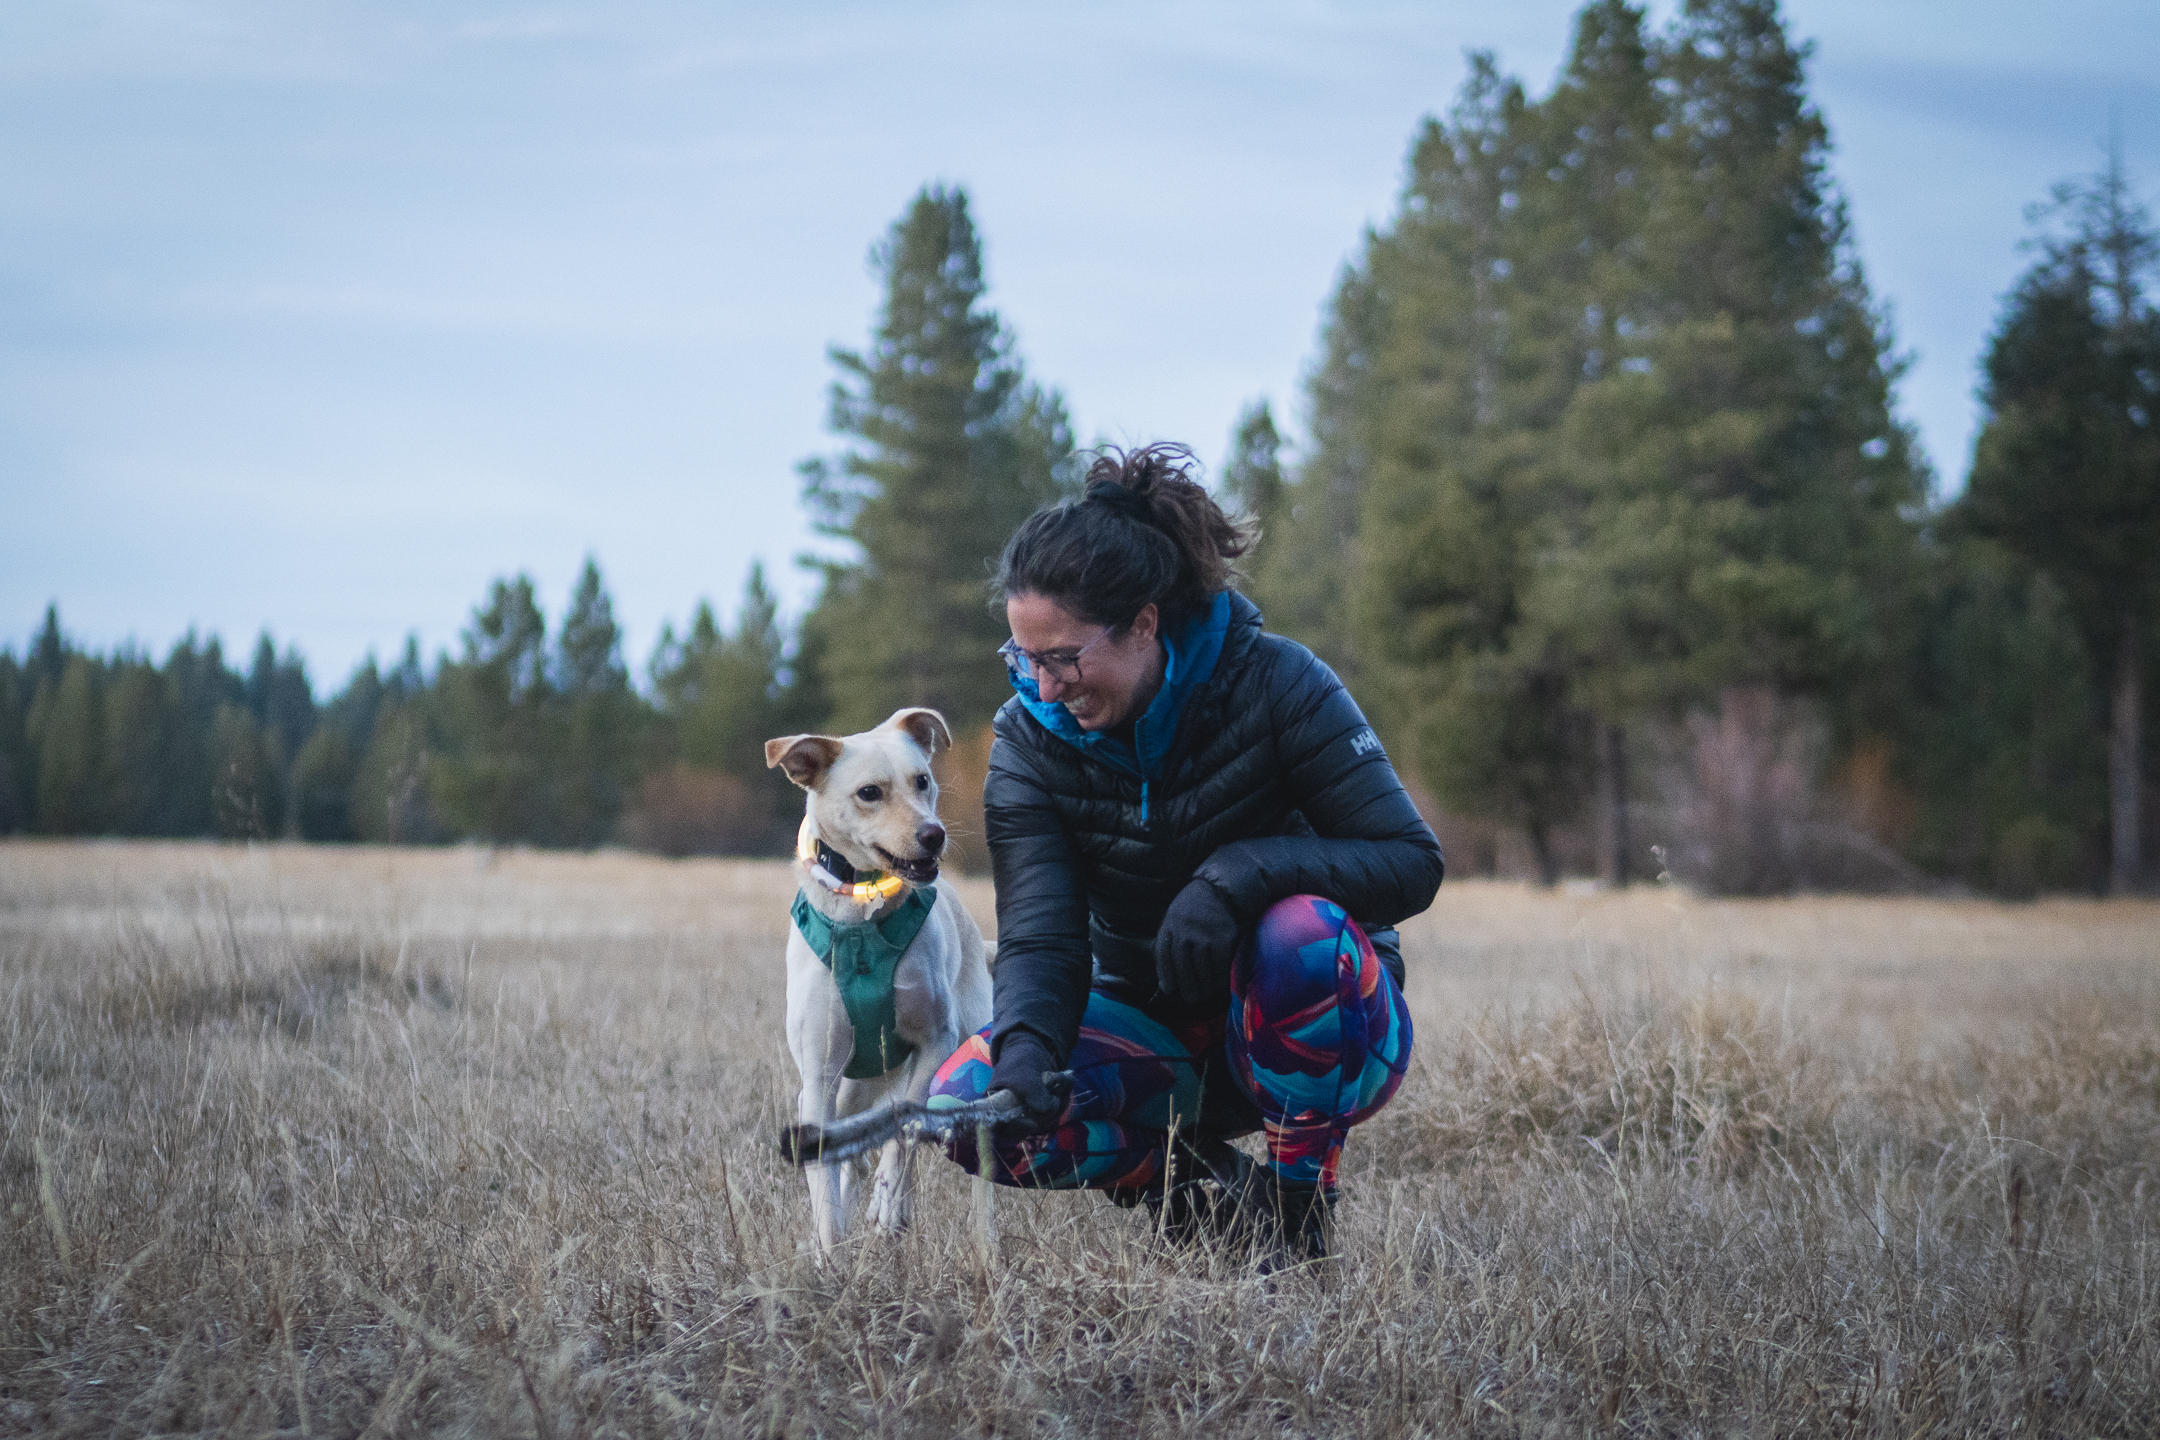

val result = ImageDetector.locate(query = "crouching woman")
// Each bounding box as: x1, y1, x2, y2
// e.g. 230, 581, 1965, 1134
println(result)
930, 443, 1443, 1265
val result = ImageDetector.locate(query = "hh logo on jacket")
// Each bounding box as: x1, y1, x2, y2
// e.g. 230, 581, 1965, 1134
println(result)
1350, 728, 1383, 757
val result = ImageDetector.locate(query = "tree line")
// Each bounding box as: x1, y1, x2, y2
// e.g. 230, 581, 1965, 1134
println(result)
2, 0, 2152, 895
1239, 0, 2156, 896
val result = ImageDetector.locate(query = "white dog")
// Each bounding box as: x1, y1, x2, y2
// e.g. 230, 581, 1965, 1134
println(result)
765, 707, 992, 1248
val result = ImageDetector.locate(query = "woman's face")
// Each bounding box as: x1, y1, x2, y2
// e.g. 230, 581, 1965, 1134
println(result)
1004, 592, 1164, 732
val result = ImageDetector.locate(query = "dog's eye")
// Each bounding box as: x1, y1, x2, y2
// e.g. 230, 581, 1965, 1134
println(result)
914, 774, 930, 792
855, 785, 882, 804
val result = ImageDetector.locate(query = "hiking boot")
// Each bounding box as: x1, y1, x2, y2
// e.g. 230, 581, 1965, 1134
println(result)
1251, 1177, 1336, 1275
1115, 1133, 1259, 1246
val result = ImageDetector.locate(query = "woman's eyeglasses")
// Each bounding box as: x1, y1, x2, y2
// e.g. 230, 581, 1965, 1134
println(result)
997, 626, 1115, 685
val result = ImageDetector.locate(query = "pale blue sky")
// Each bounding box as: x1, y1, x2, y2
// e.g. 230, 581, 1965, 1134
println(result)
4, 1, 2154, 688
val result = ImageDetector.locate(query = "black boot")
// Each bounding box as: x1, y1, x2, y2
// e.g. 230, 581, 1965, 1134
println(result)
1251, 1176, 1336, 1274
1117, 1133, 1258, 1246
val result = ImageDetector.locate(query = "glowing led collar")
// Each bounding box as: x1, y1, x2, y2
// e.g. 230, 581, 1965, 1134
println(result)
797, 818, 905, 903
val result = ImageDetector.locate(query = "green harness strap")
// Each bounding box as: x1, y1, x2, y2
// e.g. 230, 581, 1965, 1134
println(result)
791, 885, 937, 1080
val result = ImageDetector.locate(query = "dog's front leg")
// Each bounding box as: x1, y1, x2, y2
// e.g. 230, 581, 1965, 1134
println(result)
867, 1135, 916, 1234
787, 929, 860, 1253
865, 1028, 956, 1235
798, 1071, 852, 1251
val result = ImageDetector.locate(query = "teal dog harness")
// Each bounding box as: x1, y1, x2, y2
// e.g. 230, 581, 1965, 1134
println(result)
791, 886, 937, 1079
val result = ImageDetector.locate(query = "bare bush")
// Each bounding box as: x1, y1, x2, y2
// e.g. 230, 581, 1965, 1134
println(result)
2, 842, 2156, 1434
932, 723, 995, 876
1652, 687, 1937, 895
618, 763, 772, 857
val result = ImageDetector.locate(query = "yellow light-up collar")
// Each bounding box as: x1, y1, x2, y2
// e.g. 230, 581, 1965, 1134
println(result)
797, 819, 905, 903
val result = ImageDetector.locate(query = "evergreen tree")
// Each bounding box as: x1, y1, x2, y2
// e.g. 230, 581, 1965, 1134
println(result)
1262, 219, 1393, 673
29, 654, 104, 834
160, 633, 238, 835
1283, 0, 1925, 887
644, 564, 800, 852
800, 184, 1074, 734
1221, 401, 1288, 540
210, 702, 281, 839
552, 557, 638, 846
245, 634, 316, 791
1331, 52, 1602, 878
0, 653, 27, 832
1962, 151, 2160, 892
1903, 538, 2105, 894
351, 637, 440, 844
101, 652, 179, 834
29, 606, 64, 696
353, 694, 440, 844
655, 564, 789, 775
430, 575, 552, 842
291, 658, 386, 842
290, 724, 359, 841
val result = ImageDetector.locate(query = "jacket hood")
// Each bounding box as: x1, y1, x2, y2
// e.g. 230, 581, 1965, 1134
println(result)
1010, 589, 1238, 779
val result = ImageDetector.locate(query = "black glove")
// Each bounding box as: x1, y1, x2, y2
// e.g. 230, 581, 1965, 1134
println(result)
1155, 879, 1241, 1007
989, 1030, 1065, 1134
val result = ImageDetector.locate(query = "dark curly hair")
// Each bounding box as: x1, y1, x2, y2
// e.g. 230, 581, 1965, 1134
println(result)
992, 443, 1256, 631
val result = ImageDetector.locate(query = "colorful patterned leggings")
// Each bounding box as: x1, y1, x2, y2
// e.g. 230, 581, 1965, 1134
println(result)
927, 894, 1412, 1195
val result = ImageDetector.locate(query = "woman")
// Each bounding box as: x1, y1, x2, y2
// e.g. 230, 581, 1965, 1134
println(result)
929, 443, 1443, 1264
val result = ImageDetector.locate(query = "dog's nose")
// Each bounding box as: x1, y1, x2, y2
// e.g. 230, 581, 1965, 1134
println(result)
916, 821, 947, 856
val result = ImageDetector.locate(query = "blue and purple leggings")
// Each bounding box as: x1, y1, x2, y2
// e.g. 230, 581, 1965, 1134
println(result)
928, 894, 1412, 1195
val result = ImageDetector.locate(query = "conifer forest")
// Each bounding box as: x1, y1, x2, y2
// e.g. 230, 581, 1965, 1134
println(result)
4, 0, 2156, 899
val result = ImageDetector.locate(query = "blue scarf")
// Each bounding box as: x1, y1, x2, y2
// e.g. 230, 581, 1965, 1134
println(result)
1009, 591, 1232, 823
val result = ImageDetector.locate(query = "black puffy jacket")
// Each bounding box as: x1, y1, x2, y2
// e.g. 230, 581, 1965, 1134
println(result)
985, 590, 1445, 1065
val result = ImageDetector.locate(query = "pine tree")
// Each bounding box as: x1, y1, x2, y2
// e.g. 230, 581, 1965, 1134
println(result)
431, 575, 551, 842
248, 637, 316, 782
159, 633, 238, 835
800, 185, 1074, 734
0, 652, 28, 832
553, 557, 638, 846
1904, 538, 2105, 894
1331, 53, 1601, 879
1221, 401, 1287, 540
29, 655, 104, 834
210, 703, 281, 839
1284, 0, 1927, 888
101, 651, 179, 834
1963, 151, 2160, 892
291, 724, 358, 841
642, 563, 800, 852
29, 606, 64, 697
655, 564, 789, 775
1264, 204, 1398, 673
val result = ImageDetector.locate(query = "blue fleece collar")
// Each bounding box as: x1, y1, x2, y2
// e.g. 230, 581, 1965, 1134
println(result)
1011, 590, 1232, 781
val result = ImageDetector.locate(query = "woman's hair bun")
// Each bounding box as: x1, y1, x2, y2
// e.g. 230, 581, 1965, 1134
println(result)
994, 442, 1257, 630
1081, 477, 1153, 521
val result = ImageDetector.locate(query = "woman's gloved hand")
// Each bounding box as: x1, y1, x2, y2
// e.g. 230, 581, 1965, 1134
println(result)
1155, 879, 1241, 1006
989, 1031, 1065, 1134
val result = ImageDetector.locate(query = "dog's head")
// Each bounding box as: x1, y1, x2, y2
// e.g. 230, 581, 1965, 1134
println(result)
764, 707, 953, 885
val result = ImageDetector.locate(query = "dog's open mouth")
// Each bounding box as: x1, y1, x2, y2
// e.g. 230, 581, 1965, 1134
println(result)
875, 846, 940, 885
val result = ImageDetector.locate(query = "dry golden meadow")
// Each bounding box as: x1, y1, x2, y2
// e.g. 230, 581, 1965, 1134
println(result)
3, 840, 2158, 1437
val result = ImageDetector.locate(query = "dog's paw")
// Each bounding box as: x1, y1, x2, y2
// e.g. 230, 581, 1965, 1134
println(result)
868, 1181, 912, 1235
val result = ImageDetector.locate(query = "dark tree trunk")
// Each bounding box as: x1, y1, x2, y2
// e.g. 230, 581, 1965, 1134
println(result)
2110, 616, 2144, 894
1600, 721, 1633, 888
1526, 820, 1560, 887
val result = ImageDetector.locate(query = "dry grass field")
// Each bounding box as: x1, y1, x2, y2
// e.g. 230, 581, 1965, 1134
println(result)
4, 840, 2158, 1436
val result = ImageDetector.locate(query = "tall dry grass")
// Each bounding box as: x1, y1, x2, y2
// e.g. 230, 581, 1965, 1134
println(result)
3, 840, 2157, 1436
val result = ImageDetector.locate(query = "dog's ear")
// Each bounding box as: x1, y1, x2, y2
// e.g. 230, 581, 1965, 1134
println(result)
885, 707, 952, 759
765, 734, 845, 789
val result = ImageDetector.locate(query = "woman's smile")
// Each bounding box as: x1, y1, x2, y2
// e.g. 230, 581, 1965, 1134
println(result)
1005, 591, 1166, 733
